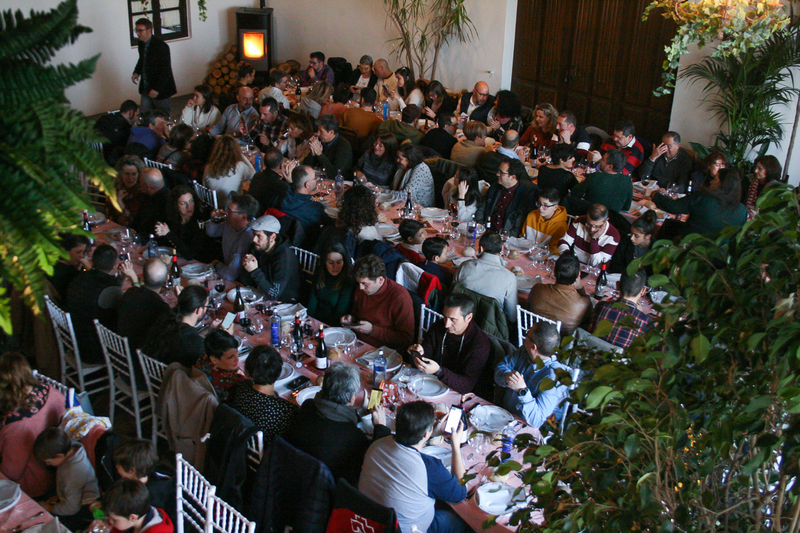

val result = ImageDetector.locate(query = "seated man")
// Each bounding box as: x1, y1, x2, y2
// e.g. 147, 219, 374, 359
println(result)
280, 165, 334, 230
305, 114, 353, 179
95, 99, 138, 164
409, 293, 492, 396
359, 401, 469, 533
284, 362, 390, 486
376, 104, 424, 145
299, 51, 335, 87
555, 110, 592, 157
457, 81, 494, 125
245, 97, 286, 152
131, 168, 170, 238
527, 253, 591, 336
453, 232, 517, 326
591, 269, 650, 349
494, 321, 570, 428
372, 58, 398, 103
126, 109, 167, 158
589, 119, 645, 176
206, 192, 260, 281
248, 147, 296, 211
209, 86, 258, 137
476, 130, 528, 185
341, 255, 414, 351
558, 203, 620, 266
117, 258, 170, 353
571, 149, 633, 213
451, 120, 488, 168
476, 158, 536, 235
420, 112, 458, 160
241, 215, 301, 302
637, 131, 694, 193
257, 68, 292, 112
523, 187, 568, 255
341, 87, 382, 146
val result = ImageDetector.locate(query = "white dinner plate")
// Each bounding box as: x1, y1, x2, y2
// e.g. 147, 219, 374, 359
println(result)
296, 385, 321, 405
376, 223, 400, 238
475, 482, 527, 516
376, 193, 400, 204
325, 206, 339, 219
323, 327, 357, 347
182, 263, 213, 278
87, 211, 106, 226
273, 302, 307, 321
410, 374, 449, 398
356, 348, 403, 373
227, 287, 264, 304
420, 207, 448, 219
157, 246, 174, 257
421, 446, 452, 471
516, 276, 536, 291
470, 404, 515, 432
506, 237, 532, 251
0, 479, 21, 514
278, 361, 294, 381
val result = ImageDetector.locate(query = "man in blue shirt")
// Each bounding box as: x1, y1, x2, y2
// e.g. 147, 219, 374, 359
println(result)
495, 321, 571, 428
280, 165, 333, 231
359, 401, 469, 533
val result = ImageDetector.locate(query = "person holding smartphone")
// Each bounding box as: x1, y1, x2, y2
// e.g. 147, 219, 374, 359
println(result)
407, 293, 492, 397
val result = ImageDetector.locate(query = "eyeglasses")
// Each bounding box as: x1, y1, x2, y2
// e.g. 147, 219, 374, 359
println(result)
497, 170, 511, 176
476, 91, 490, 97
586, 222, 606, 230
226, 207, 246, 215
539, 203, 557, 209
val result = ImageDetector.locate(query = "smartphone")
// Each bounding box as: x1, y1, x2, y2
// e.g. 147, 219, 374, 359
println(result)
284, 375, 310, 391
341, 320, 360, 327
221, 312, 236, 330
444, 406, 464, 434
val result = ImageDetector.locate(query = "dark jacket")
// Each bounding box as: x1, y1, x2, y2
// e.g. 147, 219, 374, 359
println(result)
159, 220, 218, 263
653, 191, 748, 236
117, 286, 170, 353
476, 150, 529, 186
240, 236, 301, 301
246, 436, 335, 533
459, 92, 495, 124
64, 269, 122, 364
347, 71, 378, 90
249, 169, 290, 212
134, 35, 177, 99
280, 191, 334, 230
132, 186, 170, 238
420, 128, 458, 160
476, 180, 537, 235
303, 134, 353, 179
95, 113, 132, 164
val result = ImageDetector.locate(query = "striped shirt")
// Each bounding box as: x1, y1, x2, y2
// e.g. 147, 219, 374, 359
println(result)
558, 217, 620, 266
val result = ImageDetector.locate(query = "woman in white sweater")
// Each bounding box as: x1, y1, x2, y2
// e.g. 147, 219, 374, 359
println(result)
392, 143, 434, 207
181, 84, 221, 132
203, 135, 255, 206
385, 67, 425, 111
441, 167, 487, 222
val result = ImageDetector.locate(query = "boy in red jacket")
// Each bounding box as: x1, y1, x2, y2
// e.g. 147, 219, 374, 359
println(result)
102, 480, 174, 533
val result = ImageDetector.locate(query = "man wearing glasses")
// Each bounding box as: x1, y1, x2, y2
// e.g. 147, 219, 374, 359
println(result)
206, 193, 260, 281
457, 81, 494, 125
131, 18, 176, 115
299, 51, 335, 87
523, 188, 568, 254
476, 158, 536, 235
558, 203, 620, 267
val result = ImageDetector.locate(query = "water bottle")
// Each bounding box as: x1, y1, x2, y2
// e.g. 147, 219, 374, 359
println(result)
147, 234, 158, 259
383, 102, 389, 120
373, 349, 387, 388
467, 216, 477, 246
254, 152, 262, 172
500, 423, 517, 460
270, 311, 281, 347
333, 170, 345, 203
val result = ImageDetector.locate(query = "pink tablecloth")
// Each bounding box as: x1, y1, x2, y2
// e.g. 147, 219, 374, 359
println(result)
0, 473, 53, 532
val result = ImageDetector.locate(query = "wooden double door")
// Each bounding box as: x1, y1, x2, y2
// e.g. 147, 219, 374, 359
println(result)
511, 0, 676, 144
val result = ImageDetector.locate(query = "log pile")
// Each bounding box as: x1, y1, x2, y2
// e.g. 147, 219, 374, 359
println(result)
202, 45, 243, 96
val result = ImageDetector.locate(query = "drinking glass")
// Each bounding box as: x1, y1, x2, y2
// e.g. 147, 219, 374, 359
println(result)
251, 316, 264, 335
499, 229, 510, 256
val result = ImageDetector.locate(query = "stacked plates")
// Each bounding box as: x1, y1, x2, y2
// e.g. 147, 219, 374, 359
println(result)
324, 327, 357, 347
356, 348, 403, 372
420, 207, 448, 219
376, 223, 400, 239
273, 303, 307, 321
182, 263, 213, 279
469, 404, 515, 431
0, 479, 21, 514
226, 287, 264, 304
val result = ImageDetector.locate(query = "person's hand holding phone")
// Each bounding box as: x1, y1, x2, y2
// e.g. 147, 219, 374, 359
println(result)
414, 355, 440, 375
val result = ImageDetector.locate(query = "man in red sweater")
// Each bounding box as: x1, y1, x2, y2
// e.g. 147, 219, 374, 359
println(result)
341, 255, 415, 351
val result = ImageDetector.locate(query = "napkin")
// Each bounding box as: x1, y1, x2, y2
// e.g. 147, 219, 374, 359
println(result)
452, 256, 475, 268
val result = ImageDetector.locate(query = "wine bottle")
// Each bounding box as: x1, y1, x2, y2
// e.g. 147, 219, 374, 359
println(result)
292, 312, 304, 356
82, 211, 91, 232
169, 249, 181, 286
315, 325, 327, 370
233, 286, 246, 323
595, 261, 609, 298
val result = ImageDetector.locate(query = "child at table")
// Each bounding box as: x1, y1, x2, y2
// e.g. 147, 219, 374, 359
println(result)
34, 427, 100, 531
395, 219, 426, 264
421, 236, 452, 291
102, 479, 174, 533
113, 439, 176, 523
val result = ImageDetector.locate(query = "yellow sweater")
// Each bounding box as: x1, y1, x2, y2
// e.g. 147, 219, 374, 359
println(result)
523, 205, 568, 254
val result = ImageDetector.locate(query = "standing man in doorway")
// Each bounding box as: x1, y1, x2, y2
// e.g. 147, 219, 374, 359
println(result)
131, 18, 177, 115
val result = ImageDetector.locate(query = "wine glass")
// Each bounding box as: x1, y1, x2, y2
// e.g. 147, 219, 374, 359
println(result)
251, 316, 264, 335
499, 229, 510, 256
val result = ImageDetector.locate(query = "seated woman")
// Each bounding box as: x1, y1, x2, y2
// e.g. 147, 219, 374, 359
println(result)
742, 154, 781, 215
48, 233, 93, 301
203, 135, 255, 206
386, 67, 425, 111
0, 352, 66, 498
421, 80, 457, 121
647, 168, 747, 238
520, 103, 558, 149
227, 345, 298, 443
392, 143, 434, 207
307, 243, 356, 326
354, 132, 398, 188
537, 143, 578, 200
441, 167, 487, 223
181, 84, 221, 132
195, 330, 246, 401
180, 134, 214, 183
107, 155, 145, 227
316, 185, 381, 259
298, 81, 334, 119
609, 210, 658, 274
154, 185, 217, 262
320, 83, 351, 123
487, 90, 525, 141
156, 124, 193, 168
278, 113, 314, 161
347, 55, 378, 100
689, 149, 727, 192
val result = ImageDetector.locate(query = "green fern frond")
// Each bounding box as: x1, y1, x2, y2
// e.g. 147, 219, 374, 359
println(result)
0, 56, 99, 108
0, 0, 90, 64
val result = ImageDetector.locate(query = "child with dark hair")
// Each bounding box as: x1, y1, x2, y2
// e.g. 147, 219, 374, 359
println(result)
113, 439, 175, 522
34, 427, 99, 531
395, 219, 426, 264
102, 479, 174, 533
421, 236, 452, 290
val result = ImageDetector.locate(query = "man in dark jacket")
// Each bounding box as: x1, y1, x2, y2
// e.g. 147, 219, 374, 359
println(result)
284, 362, 390, 486
420, 112, 459, 160
131, 18, 177, 114
94, 100, 138, 165
457, 81, 494, 125
132, 168, 170, 238
476, 158, 537, 235
241, 215, 301, 301
117, 258, 170, 353
280, 165, 334, 230
305, 114, 353, 179
249, 148, 293, 211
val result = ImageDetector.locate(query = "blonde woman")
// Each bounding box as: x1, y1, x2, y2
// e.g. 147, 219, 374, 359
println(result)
298, 81, 334, 119
203, 135, 255, 205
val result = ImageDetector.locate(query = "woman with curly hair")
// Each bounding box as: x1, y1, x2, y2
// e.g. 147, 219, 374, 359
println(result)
203, 135, 255, 205
154, 185, 217, 262
316, 185, 381, 259
354, 132, 398, 187
298, 81, 334, 119
278, 113, 314, 161
307, 242, 356, 325
520, 103, 558, 149
0, 352, 66, 498
107, 155, 145, 226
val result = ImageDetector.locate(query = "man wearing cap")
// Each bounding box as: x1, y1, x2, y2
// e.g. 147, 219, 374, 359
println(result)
376, 104, 424, 145
241, 215, 301, 301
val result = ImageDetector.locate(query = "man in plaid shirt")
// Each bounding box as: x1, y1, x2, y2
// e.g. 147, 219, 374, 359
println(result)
591, 270, 650, 349
242, 97, 286, 152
